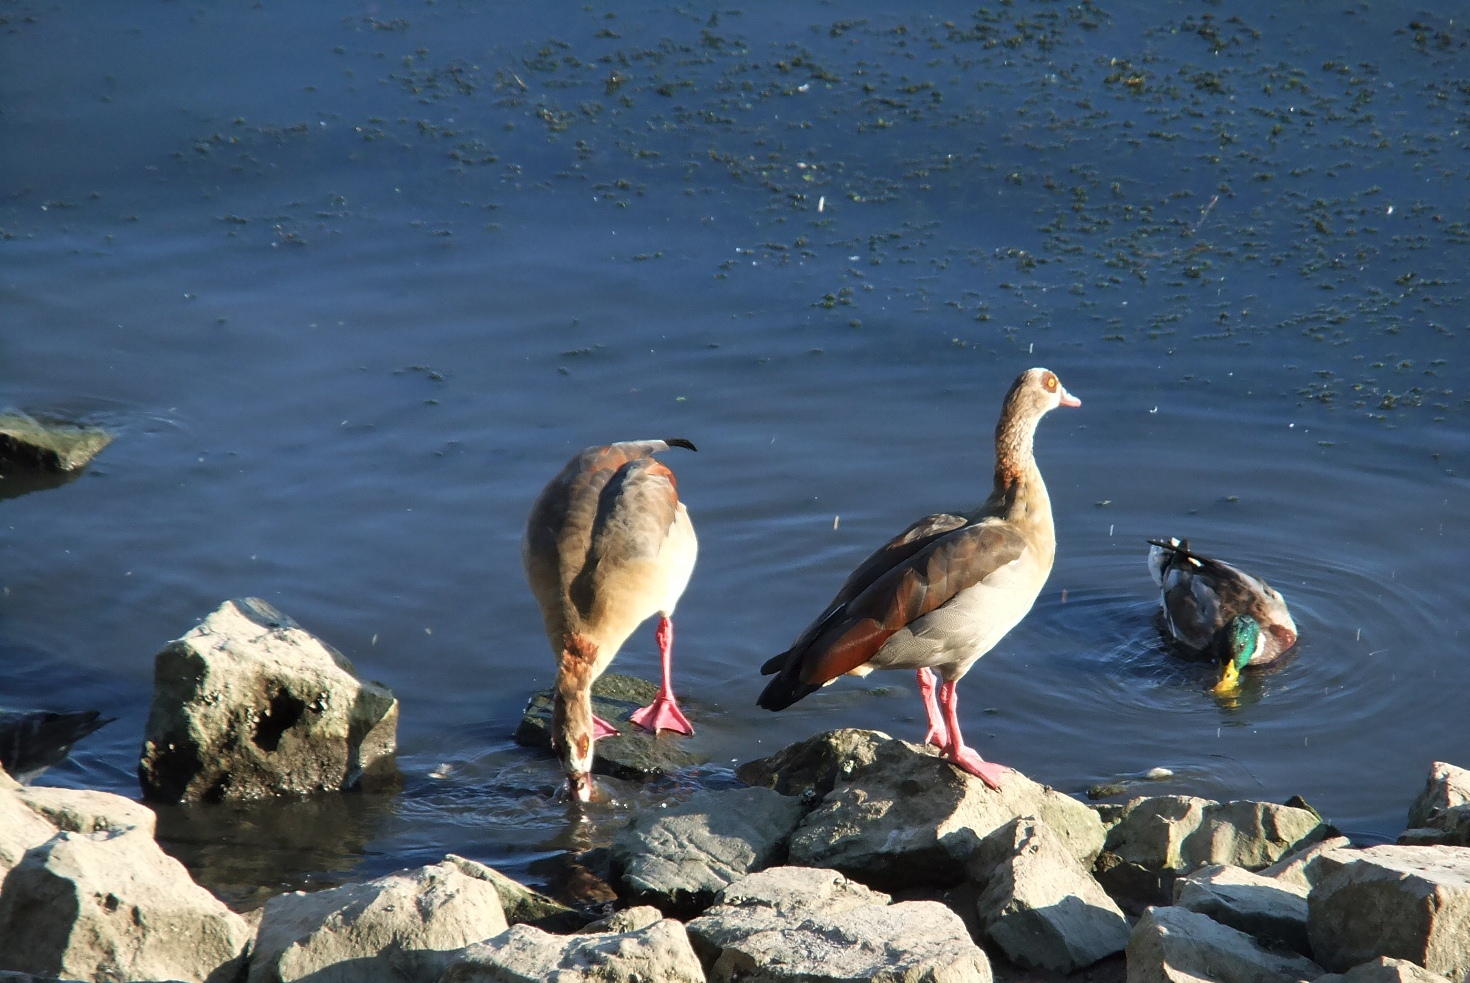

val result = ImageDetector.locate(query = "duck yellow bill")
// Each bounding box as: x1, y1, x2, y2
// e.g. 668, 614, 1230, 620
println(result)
1212, 661, 1242, 695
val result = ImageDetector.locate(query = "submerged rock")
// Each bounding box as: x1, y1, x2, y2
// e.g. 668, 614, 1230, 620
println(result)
0, 413, 112, 473
440, 918, 704, 983
1308, 844, 1470, 980
514, 672, 705, 780
1096, 795, 1332, 907
248, 859, 508, 983
685, 866, 990, 983
1173, 863, 1311, 955
0, 827, 252, 983
969, 816, 1128, 973
1127, 905, 1321, 983
735, 728, 890, 801
787, 737, 1104, 891
139, 597, 399, 802
611, 786, 806, 918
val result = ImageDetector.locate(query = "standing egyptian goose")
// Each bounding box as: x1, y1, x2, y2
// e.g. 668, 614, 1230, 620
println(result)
522, 438, 698, 802
1147, 538, 1297, 695
758, 368, 1079, 789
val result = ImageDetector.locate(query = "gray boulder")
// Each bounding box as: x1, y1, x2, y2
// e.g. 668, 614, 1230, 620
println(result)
247, 858, 508, 983
1097, 795, 1332, 907
968, 817, 1128, 973
1173, 863, 1310, 954
1259, 835, 1354, 891
612, 787, 806, 917
16, 786, 156, 837
1126, 905, 1322, 983
139, 597, 399, 802
444, 855, 588, 932
583, 906, 663, 934
440, 918, 705, 983
1314, 957, 1456, 983
787, 738, 1104, 891
1404, 762, 1470, 847
0, 412, 112, 472
735, 729, 890, 801
0, 783, 60, 884
515, 672, 706, 780
0, 828, 252, 983
1308, 844, 1470, 980
687, 866, 990, 983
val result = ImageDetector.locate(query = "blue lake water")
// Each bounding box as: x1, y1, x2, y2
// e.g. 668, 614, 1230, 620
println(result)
3, 0, 1468, 906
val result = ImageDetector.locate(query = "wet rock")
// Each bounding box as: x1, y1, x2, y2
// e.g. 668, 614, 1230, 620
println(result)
445, 854, 588, 932
0, 412, 112, 473
514, 672, 705, 780
735, 728, 890, 801
16, 786, 156, 837
440, 918, 704, 983
1313, 956, 1455, 983
1173, 863, 1310, 955
1403, 762, 1470, 847
247, 858, 507, 983
1307, 844, 1470, 979
0, 828, 252, 983
1126, 905, 1322, 983
583, 906, 663, 934
139, 597, 399, 802
1096, 795, 1332, 907
1259, 835, 1354, 891
967, 817, 1128, 972
787, 738, 1104, 892
686, 866, 991, 983
611, 786, 806, 918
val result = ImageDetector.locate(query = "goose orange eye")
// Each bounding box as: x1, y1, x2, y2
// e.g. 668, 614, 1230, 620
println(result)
1044, 374, 1057, 390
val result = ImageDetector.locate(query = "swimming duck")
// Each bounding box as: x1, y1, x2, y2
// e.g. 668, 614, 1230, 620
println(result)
1147, 537, 1298, 694
758, 368, 1080, 789
522, 439, 698, 802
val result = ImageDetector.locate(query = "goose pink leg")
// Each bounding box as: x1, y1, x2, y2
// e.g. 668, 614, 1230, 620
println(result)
917, 668, 948, 748
938, 679, 1008, 790
591, 716, 621, 739
628, 616, 694, 736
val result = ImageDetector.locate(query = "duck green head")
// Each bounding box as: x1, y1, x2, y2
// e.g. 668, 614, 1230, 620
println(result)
1212, 615, 1262, 695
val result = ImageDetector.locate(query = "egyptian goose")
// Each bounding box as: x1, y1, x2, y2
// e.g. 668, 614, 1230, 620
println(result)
758, 368, 1079, 789
522, 438, 698, 801
1147, 538, 1297, 694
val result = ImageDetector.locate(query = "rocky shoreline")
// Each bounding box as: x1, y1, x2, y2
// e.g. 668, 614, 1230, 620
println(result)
2, 599, 1469, 983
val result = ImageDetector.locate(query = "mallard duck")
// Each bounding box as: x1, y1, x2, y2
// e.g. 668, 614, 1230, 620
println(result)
759, 368, 1080, 789
1147, 537, 1297, 694
522, 439, 698, 802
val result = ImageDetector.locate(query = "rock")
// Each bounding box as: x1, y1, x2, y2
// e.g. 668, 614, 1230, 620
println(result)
735, 728, 890, 801
968, 817, 1128, 973
1315, 957, 1456, 983
1126, 905, 1322, 983
1308, 844, 1470, 979
583, 906, 663, 934
247, 858, 508, 983
1405, 762, 1470, 847
1173, 863, 1310, 955
0, 786, 60, 883
787, 738, 1104, 891
1259, 835, 1354, 891
611, 787, 806, 917
139, 597, 399, 802
440, 919, 705, 983
514, 672, 706, 780
687, 866, 990, 983
0, 828, 252, 983
1097, 795, 1333, 907
16, 786, 156, 837
0, 413, 112, 473
445, 855, 588, 932
0, 972, 67, 983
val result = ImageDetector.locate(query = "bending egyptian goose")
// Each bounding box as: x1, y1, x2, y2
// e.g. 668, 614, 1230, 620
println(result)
758, 368, 1079, 789
0, 709, 112, 783
522, 438, 698, 802
1147, 538, 1297, 694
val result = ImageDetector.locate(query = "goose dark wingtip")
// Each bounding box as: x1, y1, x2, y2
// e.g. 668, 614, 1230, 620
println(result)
663, 438, 697, 452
